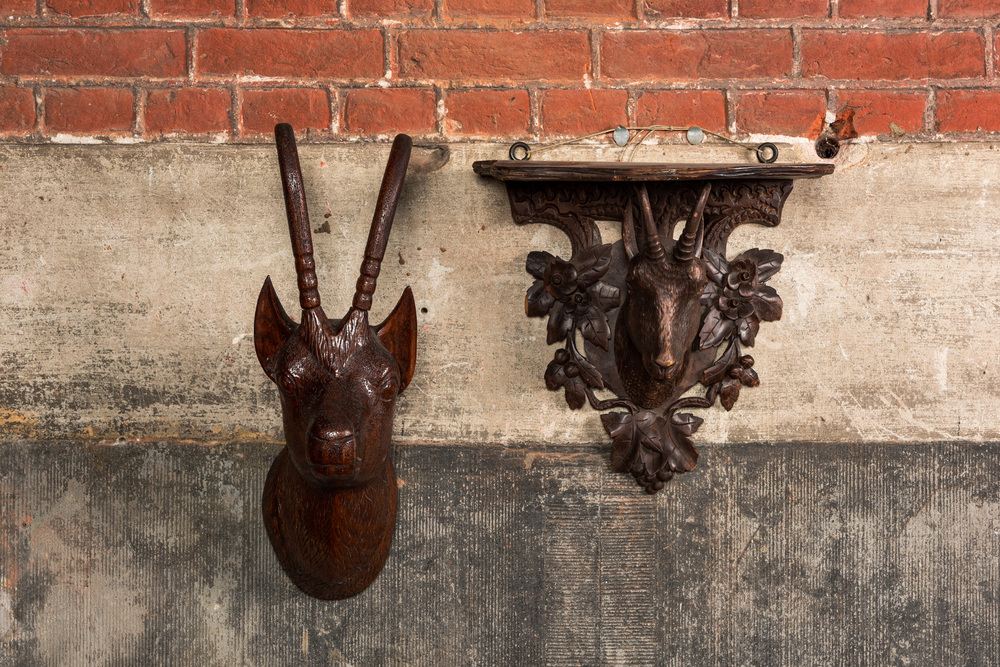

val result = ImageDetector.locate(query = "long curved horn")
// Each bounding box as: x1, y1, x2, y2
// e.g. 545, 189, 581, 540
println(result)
635, 184, 664, 260
275, 123, 321, 310
353, 134, 413, 312
674, 182, 712, 263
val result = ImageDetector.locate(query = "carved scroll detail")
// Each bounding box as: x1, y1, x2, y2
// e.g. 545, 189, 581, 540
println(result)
511, 179, 790, 494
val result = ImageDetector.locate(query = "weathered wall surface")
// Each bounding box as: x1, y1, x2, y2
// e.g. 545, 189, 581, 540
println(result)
3, 440, 1000, 666
2, 141, 999, 446
2, 140, 1000, 666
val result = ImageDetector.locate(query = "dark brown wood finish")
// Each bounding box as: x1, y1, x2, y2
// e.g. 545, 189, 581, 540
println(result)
255, 124, 416, 599
473, 160, 834, 182
474, 159, 832, 493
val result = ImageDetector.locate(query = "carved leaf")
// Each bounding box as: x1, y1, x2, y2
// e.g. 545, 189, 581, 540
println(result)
737, 315, 760, 347
633, 410, 665, 476
589, 282, 621, 311
701, 339, 738, 386
546, 305, 574, 345
579, 307, 612, 350
526, 251, 554, 280
576, 244, 614, 285
574, 353, 604, 390
543, 358, 567, 391
664, 412, 700, 472
719, 379, 741, 411
602, 412, 639, 473
751, 284, 783, 322
740, 248, 783, 282
563, 378, 587, 410
702, 249, 729, 286
671, 412, 704, 437
699, 309, 735, 350
525, 280, 555, 317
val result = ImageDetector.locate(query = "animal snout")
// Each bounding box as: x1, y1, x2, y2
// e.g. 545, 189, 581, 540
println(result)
648, 358, 680, 381
308, 427, 357, 468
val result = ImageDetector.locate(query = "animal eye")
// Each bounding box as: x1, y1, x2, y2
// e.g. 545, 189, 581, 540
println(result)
379, 378, 397, 402
278, 371, 299, 396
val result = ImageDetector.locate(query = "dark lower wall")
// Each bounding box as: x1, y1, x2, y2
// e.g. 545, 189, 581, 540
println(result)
2, 441, 997, 666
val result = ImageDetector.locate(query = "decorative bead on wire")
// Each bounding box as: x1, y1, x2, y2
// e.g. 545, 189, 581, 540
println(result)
508, 125, 779, 164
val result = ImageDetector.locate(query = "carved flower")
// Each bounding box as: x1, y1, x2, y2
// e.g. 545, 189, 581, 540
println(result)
545, 348, 603, 410
525, 245, 621, 349
699, 248, 783, 349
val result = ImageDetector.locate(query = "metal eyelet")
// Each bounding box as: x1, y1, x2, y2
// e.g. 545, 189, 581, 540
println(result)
508, 142, 531, 161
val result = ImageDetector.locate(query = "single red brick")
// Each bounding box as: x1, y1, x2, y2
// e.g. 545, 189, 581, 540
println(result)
939, 0, 1000, 17
0, 86, 36, 133
540, 89, 626, 136
198, 29, 382, 79
545, 0, 633, 19
644, 0, 727, 18
241, 88, 331, 134
0, 1, 36, 15
837, 90, 924, 134
348, 0, 433, 17
397, 30, 591, 83
937, 89, 1000, 132
447, 0, 535, 18
246, 0, 338, 17
735, 91, 826, 136
840, 0, 926, 17
145, 88, 231, 135
635, 90, 726, 132
602, 30, 792, 82
45, 0, 138, 16
45, 87, 134, 134
802, 30, 984, 81
150, 0, 235, 17
2, 29, 186, 78
445, 89, 530, 136
740, 0, 827, 17
342, 88, 436, 135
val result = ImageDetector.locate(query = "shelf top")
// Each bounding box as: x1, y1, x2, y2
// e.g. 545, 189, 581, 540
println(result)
472, 160, 835, 182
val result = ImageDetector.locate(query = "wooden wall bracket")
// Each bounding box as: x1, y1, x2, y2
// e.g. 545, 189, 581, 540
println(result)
254, 124, 417, 598
474, 160, 833, 494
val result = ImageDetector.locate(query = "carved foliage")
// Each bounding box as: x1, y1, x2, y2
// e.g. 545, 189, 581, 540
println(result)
512, 179, 790, 494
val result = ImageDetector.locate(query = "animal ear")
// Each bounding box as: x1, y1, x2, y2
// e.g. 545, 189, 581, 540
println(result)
254, 276, 294, 381
377, 286, 417, 392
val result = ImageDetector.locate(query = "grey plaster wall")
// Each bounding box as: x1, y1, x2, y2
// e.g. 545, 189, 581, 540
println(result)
1, 141, 999, 665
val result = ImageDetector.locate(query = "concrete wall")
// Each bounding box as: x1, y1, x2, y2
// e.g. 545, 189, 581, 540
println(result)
2, 140, 1000, 665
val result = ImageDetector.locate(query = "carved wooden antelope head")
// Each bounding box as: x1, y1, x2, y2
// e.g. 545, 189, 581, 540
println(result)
615, 182, 712, 409
254, 124, 416, 599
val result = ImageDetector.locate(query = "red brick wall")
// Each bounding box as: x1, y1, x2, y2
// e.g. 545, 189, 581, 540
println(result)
0, 0, 996, 141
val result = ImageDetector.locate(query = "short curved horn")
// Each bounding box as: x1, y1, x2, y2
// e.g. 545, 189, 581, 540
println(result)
635, 184, 664, 260
353, 134, 413, 312
622, 201, 639, 260
275, 123, 321, 310
674, 182, 712, 263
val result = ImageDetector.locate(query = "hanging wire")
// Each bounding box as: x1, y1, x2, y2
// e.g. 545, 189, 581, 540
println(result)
507, 125, 778, 164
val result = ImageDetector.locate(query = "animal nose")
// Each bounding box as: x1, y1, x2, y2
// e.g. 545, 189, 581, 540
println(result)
308, 427, 356, 467
650, 360, 679, 380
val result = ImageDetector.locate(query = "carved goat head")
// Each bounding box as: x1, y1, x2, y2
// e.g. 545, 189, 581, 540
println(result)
615, 182, 712, 408
255, 124, 416, 492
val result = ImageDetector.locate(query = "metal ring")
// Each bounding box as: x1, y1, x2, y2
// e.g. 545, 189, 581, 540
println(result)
755, 143, 778, 164
509, 142, 531, 161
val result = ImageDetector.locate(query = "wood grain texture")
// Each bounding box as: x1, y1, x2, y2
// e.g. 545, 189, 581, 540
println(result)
1, 440, 997, 665
472, 160, 834, 181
